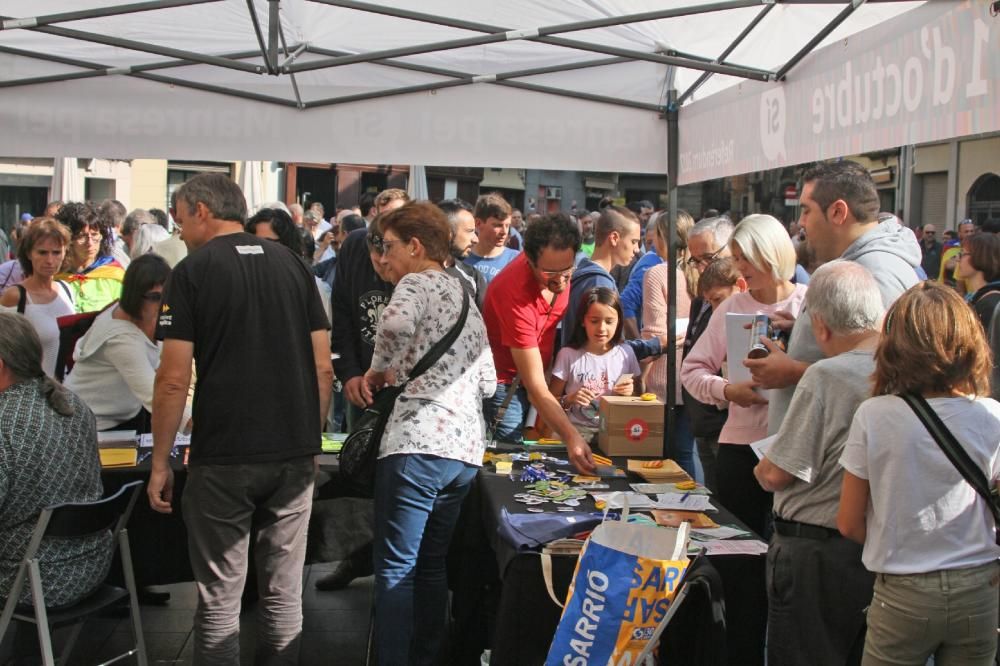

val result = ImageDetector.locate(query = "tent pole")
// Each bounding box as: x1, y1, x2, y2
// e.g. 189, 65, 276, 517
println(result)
246, 0, 273, 74
665, 88, 679, 461
293, 0, 769, 81
6, 20, 265, 73
776, 1, 865, 81
0, 0, 219, 31
678, 3, 776, 105
267, 0, 280, 76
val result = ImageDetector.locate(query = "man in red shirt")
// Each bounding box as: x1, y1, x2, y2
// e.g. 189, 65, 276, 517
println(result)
482, 213, 595, 473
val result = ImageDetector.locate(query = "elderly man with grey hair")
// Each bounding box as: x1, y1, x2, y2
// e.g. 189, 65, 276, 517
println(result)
682, 215, 736, 490
753, 259, 884, 666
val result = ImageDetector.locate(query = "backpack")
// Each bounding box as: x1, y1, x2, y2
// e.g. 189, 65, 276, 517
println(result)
54, 306, 108, 381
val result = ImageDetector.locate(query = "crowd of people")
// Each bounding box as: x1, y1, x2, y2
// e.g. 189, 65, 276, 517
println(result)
1, 159, 999, 665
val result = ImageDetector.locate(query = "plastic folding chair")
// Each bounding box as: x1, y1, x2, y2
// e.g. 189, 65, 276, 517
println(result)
0, 480, 148, 666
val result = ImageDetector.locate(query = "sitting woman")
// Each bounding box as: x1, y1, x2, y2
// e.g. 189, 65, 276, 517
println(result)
0, 312, 110, 613
65, 254, 187, 434
55, 202, 125, 313
363, 202, 496, 666
838, 282, 1000, 665
549, 287, 639, 442
681, 214, 807, 536
0, 218, 75, 376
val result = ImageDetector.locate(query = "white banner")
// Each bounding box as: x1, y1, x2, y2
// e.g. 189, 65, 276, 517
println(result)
678, 2, 1000, 185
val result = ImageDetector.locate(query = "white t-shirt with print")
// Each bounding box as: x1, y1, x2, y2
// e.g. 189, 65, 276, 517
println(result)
551, 344, 641, 430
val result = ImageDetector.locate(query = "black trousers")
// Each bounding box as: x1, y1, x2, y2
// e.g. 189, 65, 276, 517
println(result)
716, 443, 772, 537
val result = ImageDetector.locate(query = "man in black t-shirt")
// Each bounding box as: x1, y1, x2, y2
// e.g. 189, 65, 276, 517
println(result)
148, 173, 332, 664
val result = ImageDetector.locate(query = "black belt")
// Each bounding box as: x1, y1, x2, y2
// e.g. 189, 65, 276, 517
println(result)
773, 516, 840, 541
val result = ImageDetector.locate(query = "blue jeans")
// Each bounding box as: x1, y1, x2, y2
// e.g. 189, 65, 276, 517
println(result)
373, 454, 478, 666
668, 405, 702, 484
483, 382, 529, 443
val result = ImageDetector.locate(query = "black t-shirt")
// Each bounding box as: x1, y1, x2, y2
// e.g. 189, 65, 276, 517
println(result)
158, 232, 330, 466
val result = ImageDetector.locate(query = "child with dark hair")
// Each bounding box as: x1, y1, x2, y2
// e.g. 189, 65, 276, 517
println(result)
698, 257, 745, 312
547, 287, 640, 441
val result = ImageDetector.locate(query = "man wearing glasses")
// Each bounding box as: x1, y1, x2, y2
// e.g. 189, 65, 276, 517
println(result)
482, 213, 597, 473
681, 216, 736, 490
919, 224, 942, 281
317, 191, 409, 592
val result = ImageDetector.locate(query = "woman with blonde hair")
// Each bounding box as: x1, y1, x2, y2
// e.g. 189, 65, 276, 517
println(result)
838, 282, 1000, 666
641, 210, 696, 477
681, 213, 806, 535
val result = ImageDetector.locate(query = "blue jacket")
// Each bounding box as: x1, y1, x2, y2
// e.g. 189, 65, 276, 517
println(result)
561, 258, 661, 360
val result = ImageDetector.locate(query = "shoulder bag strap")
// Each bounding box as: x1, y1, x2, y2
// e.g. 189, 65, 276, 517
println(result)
16, 284, 26, 314
900, 393, 1000, 528
406, 289, 470, 382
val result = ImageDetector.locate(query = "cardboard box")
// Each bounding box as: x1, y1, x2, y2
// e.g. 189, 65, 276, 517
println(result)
597, 395, 665, 457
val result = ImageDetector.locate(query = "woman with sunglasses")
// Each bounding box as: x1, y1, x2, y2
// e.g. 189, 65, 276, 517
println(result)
55, 201, 126, 313
65, 254, 189, 434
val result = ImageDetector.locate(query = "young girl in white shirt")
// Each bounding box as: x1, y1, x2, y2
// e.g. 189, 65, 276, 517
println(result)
838, 281, 1000, 666
548, 287, 640, 443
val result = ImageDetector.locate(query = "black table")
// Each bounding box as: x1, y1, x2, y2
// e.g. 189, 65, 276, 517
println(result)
100, 452, 345, 588
449, 462, 767, 666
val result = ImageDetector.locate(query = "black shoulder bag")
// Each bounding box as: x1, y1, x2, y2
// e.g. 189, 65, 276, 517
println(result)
900, 393, 1000, 546
339, 291, 470, 496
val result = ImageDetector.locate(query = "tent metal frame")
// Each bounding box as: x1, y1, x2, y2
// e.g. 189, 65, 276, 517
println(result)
0, 0, 916, 114
0, 0, 920, 444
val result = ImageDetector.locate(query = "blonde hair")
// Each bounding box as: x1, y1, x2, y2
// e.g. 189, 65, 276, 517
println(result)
729, 214, 796, 282
653, 210, 698, 298
873, 282, 992, 397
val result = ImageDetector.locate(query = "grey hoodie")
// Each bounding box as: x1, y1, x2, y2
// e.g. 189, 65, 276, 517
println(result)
766, 218, 922, 435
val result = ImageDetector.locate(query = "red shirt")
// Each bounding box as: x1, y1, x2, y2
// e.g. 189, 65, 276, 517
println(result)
482, 253, 569, 384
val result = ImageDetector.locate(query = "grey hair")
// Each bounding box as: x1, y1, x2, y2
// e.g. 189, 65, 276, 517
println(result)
131, 222, 170, 259
289, 203, 304, 216
174, 173, 247, 224
0, 312, 74, 416
689, 215, 735, 249
122, 208, 155, 237
260, 201, 290, 215
806, 260, 884, 335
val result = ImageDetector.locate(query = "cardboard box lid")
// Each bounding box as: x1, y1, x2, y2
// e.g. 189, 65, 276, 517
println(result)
599, 395, 665, 408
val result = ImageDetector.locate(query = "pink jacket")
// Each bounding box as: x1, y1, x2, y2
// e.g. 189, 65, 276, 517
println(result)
641, 264, 691, 404
680, 285, 808, 444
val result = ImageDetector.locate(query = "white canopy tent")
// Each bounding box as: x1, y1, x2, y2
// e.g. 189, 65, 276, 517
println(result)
0, 0, 928, 173
5, 0, 967, 442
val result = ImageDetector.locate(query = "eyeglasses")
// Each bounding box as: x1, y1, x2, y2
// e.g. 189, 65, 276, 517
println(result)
379, 240, 404, 255
533, 264, 574, 280
923, 230, 936, 235
687, 246, 725, 267
73, 230, 102, 244
365, 234, 404, 256
142, 291, 163, 302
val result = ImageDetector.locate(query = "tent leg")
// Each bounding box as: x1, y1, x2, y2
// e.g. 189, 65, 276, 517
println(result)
665, 88, 679, 458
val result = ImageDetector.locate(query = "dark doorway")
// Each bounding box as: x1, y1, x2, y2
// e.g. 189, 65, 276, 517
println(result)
297, 167, 337, 212
967, 173, 1000, 226
0, 186, 49, 236
360, 172, 388, 197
